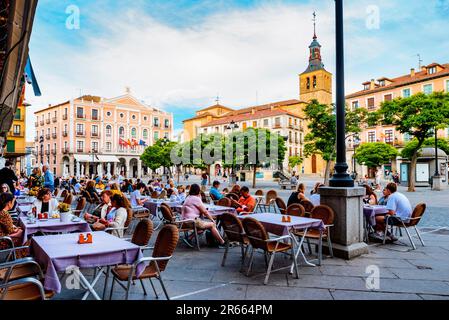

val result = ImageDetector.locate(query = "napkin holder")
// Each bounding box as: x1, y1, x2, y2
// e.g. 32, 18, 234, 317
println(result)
282, 216, 291, 223
38, 213, 48, 220
78, 233, 93, 244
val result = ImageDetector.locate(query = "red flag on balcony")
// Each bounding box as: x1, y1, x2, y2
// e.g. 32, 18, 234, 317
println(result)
119, 138, 127, 146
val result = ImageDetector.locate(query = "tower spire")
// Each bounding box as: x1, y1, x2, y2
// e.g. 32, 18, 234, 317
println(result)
313, 11, 317, 39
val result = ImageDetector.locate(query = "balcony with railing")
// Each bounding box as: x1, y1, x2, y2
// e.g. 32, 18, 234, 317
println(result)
45, 134, 51, 140
77, 148, 84, 153
34, 136, 38, 142
76, 114, 86, 120
62, 114, 68, 120
52, 133, 57, 139
273, 123, 282, 129
52, 117, 57, 123
45, 150, 50, 155
91, 115, 100, 121
8, 131, 25, 138
76, 131, 85, 137
46, 118, 50, 124
63, 131, 68, 137
40, 120, 44, 126
35, 122, 39, 127
62, 147, 70, 154
51, 149, 56, 155
91, 132, 99, 138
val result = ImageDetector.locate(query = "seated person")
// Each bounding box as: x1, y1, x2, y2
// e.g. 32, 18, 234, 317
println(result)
0, 193, 28, 257
287, 183, 308, 207
374, 183, 412, 241
96, 180, 106, 190
181, 184, 225, 245
33, 188, 59, 215
363, 185, 378, 205
378, 188, 389, 206
209, 181, 224, 201
130, 183, 148, 207
230, 185, 241, 195
309, 183, 324, 206
232, 187, 256, 215
91, 193, 128, 238
176, 186, 187, 203
74, 180, 83, 194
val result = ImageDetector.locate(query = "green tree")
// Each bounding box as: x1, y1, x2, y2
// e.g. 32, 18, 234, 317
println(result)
303, 99, 366, 184
288, 156, 303, 171
223, 128, 286, 188
141, 139, 178, 177
401, 138, 449, 160
354, 142, 398, 170
374, 92, 449, 191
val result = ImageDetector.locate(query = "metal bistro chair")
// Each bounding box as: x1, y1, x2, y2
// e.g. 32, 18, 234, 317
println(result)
63, 193, 73, 206
220, 213, 250, 271
242, 217, 298, 285
384, 203, 426, 250
217, 198, 232, 208
285, 204, 306, 217
0, 237, 54, 301
160, 205, 202, 251
300, 199, 315, 215
72, 197, 87, 217
109, 224, 179, 300
274, 197, 287, 215
60, 189, 68, 200
294, 205, 335, 265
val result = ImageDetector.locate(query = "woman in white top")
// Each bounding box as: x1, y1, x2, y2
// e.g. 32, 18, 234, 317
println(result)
92, 192, 128, 238
33, 188, 59, 215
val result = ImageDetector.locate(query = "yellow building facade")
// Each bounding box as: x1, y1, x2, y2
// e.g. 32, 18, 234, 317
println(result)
4, 101, 28, 173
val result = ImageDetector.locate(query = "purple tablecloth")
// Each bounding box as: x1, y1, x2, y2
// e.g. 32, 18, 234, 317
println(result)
19, 217, 91, 244
363, 205, 388, 227
31, 232, 145, 293
144, 200, 182, 216
239, 213, 325, 236
17, 204, 33, 216
172, 204, 236, 217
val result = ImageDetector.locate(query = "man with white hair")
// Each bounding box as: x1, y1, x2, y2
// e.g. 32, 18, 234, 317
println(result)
42, 165, 55, 192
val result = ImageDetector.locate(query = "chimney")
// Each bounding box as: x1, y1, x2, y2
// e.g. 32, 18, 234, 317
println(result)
251, 108, 256, 115
370, 79, 375, 90
411, 68, 415, 77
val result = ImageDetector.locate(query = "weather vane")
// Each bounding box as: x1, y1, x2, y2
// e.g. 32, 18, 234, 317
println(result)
313, 11, 317, 39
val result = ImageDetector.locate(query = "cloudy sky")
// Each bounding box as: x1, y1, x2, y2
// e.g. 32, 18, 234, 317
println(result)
26, 0, 449, 139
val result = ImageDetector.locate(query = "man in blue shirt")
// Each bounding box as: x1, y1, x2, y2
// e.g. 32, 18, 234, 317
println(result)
42, 165, 55, 192
210, 180, 224, 201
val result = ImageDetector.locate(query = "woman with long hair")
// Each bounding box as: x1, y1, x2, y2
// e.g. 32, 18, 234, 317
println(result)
363, 185, 378, 205
287, 183, 308, 207
91, 191, 129, 237
0, 193, 28, 256
33, 188, 59, 215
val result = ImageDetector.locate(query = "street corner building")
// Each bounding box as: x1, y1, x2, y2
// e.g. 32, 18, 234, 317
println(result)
33, 91, 174, 178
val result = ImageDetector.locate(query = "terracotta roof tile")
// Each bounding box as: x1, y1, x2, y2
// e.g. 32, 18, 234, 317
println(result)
346, 63, 449, 99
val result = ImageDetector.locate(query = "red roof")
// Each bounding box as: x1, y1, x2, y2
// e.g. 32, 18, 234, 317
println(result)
201, 108, 301, 127
346, 63, 449, 99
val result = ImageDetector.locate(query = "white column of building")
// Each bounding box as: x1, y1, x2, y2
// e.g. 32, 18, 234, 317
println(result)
76, 161, 80, 179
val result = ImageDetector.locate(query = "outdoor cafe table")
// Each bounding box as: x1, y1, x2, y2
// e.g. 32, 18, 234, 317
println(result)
30, 231, 145, 299
144, 199, 182, 216
363, 205, 388, 227
238, 213, 325, 269
19, 216, 91, 244
172, 204, 236, 217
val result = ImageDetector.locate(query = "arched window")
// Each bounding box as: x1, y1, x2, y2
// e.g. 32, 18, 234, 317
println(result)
306, 77, 310, 90
313, 76, 317, 88
106, 125, 112, 136
131, 127, 137, 138
119, 127, 125, 138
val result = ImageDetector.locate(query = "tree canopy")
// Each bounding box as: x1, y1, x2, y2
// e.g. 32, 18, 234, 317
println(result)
354, 142, 398, 169
141, 139, 178, 173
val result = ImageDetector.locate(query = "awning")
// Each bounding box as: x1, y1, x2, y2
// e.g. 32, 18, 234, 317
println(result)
97, 155, 120, 163
74, 154, 120, 163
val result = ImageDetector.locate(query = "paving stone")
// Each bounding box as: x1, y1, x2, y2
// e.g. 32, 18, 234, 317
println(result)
372, 278, 449, 295
245, 285, 333, 300
388, 267, 449, 281
331, 290, 421, 300
319, 265, 398, 279
287, 274, 368, 291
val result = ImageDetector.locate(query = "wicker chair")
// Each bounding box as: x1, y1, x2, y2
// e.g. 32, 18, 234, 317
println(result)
242, 217, 298, 285
60, 189, 68, 199
0, 238, 53, 300
217, 198, 232, 207
72, 197, 87, 217
265, 190, 277, 205
384, 203, 426, 250
274, 197, 287, 215
130, 219, 154, 251
109, 225, 179, 300
63, 193, 73, 206
300, 199, 315, 214
53, 188, 60, 197
294, 205, 335, 265
286, 204, 306, 217
220, 213, 249, 270
151, 191, 159, 199
160, 205, 201, 250
225, 193, 239, 201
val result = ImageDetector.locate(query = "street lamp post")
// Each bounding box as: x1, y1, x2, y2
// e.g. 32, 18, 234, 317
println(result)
329, 0, 354, 188
226, 120, 239, 184
434, 127, 439, 177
